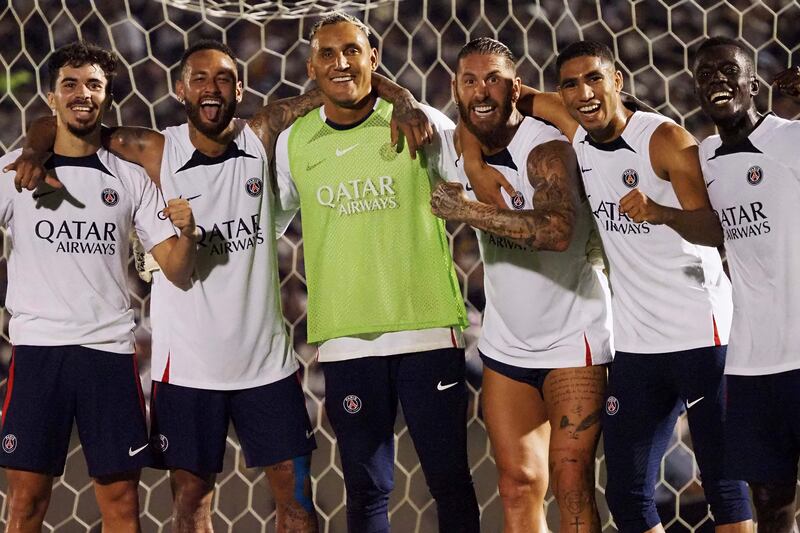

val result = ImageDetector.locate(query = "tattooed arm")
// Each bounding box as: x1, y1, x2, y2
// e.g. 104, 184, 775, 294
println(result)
372, 73, 434, 157
102, 126, 165, 184
248, 88, 325, 161
4, 116, 164, 189
432, 139, 580, 251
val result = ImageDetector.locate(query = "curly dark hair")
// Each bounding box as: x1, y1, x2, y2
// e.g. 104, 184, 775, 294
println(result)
47, 41, 118, 98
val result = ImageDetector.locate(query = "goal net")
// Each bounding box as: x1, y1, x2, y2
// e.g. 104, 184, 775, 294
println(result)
0, 0, 798, 531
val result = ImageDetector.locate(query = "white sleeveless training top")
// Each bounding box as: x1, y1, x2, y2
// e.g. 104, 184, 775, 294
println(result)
437, 117, 613, 368
573, 111, 732, 354
150, 120, 297, 389
700, 113, 800, 376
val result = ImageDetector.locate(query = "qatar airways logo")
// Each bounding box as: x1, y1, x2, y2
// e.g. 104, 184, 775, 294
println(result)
34, 220, 118, 255
716, 201, 770, 241
591, 199, 651, 235
196, 213, 264, 256
316, 176, 398, 216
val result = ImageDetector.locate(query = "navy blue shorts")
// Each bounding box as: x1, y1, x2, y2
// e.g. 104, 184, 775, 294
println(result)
150, 373, 316, 474
725, 369, 800, 484
479, 352, 553, 397
603, 346, 751, 532
0, 345, 151, 478
322, 348, 479, 533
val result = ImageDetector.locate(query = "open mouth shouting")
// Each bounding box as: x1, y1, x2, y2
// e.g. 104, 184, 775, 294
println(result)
199, 97, 223, 121
578, 101, 602, 118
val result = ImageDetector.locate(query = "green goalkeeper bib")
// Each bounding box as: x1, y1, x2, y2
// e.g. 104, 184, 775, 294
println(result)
287, 99, 468, 343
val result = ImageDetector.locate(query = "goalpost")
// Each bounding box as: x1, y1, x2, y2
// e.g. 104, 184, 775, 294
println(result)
0, 1, 797, 531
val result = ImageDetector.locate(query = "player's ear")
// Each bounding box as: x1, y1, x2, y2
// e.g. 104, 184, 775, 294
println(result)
369, 46, 378, 72
175, 80, 186, 103
451, 77, 458, 105
47, 92, 56, 111
511, 76, 521, 105
614, 70, 624, 93
235, 80, 243, 103
306, 58, 316, 81
749, 75, 759, 97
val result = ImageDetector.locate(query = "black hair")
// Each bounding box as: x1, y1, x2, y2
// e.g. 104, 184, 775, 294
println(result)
47, 41, 117, 98
309, 12, 371, 43
456, 37, 516, 72
555, 40, 615, 74
693, 36, 754, 72
179, 39, 238, 78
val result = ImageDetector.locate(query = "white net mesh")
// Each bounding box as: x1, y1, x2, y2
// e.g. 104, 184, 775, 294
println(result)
0, 0, 799, 531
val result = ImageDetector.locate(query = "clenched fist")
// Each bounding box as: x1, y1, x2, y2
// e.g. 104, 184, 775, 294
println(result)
431, 181, 468, 221
162, 198, 197, 238
619, 188, 667, 224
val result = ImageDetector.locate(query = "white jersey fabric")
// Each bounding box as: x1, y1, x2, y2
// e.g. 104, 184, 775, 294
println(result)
573, 111, 732, 353
436, 117, 613, 368
700, 113, 800, 376
150, 120, 297, 389
0, 148, 175, 353
275, 102, 464, 363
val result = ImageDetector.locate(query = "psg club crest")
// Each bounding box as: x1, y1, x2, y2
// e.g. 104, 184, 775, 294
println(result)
155, 434, 169, 452
605, 396, 620, 416
510, 191, 526, 210
245, 177, 263, 197
746, 165, 763, 186
621, 169, 639, 188
343, 394, 362, 414
101, 188, 119, 206
2, 434, 17, 453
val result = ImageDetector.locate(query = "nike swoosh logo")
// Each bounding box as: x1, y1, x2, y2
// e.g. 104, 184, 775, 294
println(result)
305, 430, 314, 439
580, 168, 592, 173
186, 194, 202, 201
706, 179, 716, 188
32, 190, 57, 200
336, 144, 358, 157
685, 396, 704, 409
128, 443, 149, 456
437, 381, 458, 391
465, 184, 473, 191
306, 159, 325, 171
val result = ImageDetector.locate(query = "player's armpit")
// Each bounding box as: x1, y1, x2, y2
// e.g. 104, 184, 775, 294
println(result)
248, 89, 325, 152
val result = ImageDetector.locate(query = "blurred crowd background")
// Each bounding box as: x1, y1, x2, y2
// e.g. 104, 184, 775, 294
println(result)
0, 0, 798, 531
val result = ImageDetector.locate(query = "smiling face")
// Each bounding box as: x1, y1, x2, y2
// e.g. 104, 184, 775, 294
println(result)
307, 21, 377, 117
557, 54, 624, 141
48, 63, 109, 138
453, 52, 520, 144
693, 44, 758, 126
176, 48, 242, 137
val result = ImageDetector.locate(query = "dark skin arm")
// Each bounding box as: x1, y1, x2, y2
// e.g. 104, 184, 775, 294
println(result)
773, 66, 800, 103
431, 139, 580, 251
619, 122, 723, 246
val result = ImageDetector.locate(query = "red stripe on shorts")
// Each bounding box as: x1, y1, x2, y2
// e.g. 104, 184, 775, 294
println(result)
1, 348, 15, 430
712, 315, 721, 346
132, 353, 146, 417
161, 353, 170, 383
584, 333, 593, 366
